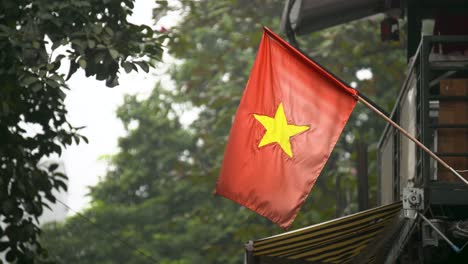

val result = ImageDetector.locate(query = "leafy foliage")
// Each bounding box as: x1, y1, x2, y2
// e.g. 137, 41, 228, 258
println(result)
0, 0, 163, 262
42, 0, 406, 263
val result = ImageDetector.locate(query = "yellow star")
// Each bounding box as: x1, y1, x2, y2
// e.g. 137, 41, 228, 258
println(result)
254, 103, 309, 157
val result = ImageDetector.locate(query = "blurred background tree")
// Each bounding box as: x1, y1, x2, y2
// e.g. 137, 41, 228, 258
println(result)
41, 0, 405, 263
0, 0, 163, 262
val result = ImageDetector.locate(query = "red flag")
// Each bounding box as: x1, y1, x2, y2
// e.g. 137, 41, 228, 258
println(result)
215, 27, 357, 229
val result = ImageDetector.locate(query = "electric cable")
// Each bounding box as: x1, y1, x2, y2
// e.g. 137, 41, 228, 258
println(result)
54, 199, 159, 263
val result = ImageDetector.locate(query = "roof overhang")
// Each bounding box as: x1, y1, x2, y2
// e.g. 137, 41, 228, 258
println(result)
281, 0, 390, 35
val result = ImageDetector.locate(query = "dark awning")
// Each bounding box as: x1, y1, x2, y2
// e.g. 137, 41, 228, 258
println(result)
280, 0, 391, 35
247, 202, 402, 263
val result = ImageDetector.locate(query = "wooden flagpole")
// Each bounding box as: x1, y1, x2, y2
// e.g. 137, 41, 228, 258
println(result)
357, 94, 468, 186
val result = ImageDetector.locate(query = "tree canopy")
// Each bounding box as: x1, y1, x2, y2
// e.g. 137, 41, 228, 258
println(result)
41, 0, 406, 263
0, 0, 164, 262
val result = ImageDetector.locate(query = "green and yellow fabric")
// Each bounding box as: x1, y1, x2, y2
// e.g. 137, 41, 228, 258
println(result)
250, 202, 402, 264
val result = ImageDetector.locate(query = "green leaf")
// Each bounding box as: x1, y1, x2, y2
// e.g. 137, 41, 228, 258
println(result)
53, 172, 68, 179
58, 89, 66, 100
22, 76, 38, 86
93, 25, 103, 34
122, 61, 133, 73
32, 41, 40, 49
51, 74, 65, 83
2, 199, 15, 215
134, 61, 149, 73
105, 75, 119, 87
54, 54, 65, 63
51, 40, 63, 50
54, 179, 68, 192
45, 193, 56, 203
88, 39, 96, 48
78, 58, 87, 69
12, 208, 23, 221
1, 102, 9, 115
66, 60, 79, 80
46, 79, 60, 88
0, 242, 9, 252
109, 49, 119, 59
6, 250, 16, 262
52, 61, 62, 71
48, 163, 59, 172
104, 27, 114, 36
31, 82, 43, 92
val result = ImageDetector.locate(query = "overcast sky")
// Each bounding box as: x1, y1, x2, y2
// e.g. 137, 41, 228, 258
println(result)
62, 1, 178, 213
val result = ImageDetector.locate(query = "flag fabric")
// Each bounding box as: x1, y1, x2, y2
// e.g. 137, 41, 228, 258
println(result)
215, 27, 358, 229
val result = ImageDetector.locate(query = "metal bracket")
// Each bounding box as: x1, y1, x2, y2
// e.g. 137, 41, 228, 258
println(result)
403, 187, 424, 219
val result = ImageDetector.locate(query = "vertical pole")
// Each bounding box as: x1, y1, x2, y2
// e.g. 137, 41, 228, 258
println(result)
420, 35, 430, 186
244, 241, 258, 264
356, 142, 369, 211
407, 0, 422, 61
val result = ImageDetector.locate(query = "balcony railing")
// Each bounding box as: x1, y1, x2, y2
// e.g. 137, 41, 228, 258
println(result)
378, 35, 468, 206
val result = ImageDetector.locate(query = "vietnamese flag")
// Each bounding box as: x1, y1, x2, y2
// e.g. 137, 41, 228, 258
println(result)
215, 27, 357, 229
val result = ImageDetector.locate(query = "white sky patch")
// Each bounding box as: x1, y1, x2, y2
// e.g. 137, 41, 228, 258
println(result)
63, 68, 155, 212
18, 121, 44, 138
127, 119, 140, 131
62, 0, 182, 213
358, 112, 369, 122
172, 103, 203, 129
356, 68, 373, 80
179, 106, 202, 129
221, 73, 231, 82
345, 133, 355, 144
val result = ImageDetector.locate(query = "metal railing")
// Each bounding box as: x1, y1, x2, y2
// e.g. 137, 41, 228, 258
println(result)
378, 35, 468, 204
